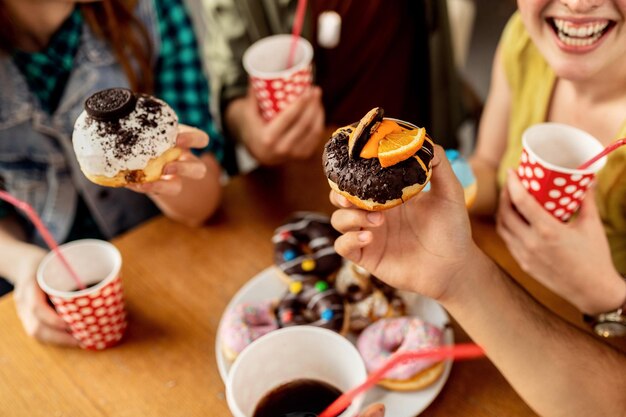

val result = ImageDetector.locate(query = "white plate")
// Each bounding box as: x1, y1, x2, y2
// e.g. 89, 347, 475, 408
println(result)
216, 266, 454, 417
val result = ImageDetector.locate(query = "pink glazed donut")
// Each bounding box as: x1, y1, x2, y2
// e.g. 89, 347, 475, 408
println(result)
220, 300, 279, 362
357, 317, 444, 391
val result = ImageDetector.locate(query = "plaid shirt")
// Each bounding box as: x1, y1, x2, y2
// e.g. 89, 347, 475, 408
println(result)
12, 0, 223, 162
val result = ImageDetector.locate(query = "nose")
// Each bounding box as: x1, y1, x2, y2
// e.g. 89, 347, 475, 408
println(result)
559, 0, 604, 13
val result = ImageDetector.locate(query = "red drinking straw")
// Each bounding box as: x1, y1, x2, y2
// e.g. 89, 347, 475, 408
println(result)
0, 190, 85, 290
576, 137, 626, 170
286, 0, 308, 69
318, 343, 485, 417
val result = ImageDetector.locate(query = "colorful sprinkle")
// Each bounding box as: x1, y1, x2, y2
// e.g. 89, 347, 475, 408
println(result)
280, 231, 292, 240
281, 310, 293, 323
321, 309, 334, 321
289, 281, 303, 294
283, 249, 297, 261
302, 259, 316, 272
315, 281, 329, 292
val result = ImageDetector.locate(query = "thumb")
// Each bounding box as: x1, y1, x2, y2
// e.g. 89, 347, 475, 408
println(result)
428, 145, 464, 203
576, 185, 599, 221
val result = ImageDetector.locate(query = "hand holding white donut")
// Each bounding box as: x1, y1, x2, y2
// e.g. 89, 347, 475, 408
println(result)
72, 88, 222, 227
330, 145, 479, 303
126, 125, 210, 196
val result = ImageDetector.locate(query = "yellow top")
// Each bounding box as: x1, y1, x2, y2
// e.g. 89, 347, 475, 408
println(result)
498, 12, 626, 274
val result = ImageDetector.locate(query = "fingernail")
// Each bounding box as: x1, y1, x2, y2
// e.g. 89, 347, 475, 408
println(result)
367, 211, 382, 224
163, 166, 176, 175
358, 231, 370, 242
367, 404, 385, 417
338, 195, 351, 208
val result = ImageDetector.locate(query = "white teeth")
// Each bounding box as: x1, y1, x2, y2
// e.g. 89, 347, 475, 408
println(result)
555, 19, 564, 30
551, 18, 610, 47
552, 18, 609, 38
558, 31, 602, 46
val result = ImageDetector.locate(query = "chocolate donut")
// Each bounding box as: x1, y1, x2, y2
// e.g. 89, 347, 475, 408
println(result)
273, 212, 342, 279
276, 278, 348, 334
323, 108, 435, 211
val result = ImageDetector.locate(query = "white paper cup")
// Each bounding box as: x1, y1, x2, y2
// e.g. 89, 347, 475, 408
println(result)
243, 34, 313, 121
519, 123, 607, 222
37, 239, 126, 350
226, 326, 366, 417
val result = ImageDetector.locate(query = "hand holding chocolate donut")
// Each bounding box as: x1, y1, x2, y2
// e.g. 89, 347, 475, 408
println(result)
323, 107, 435, 211
329, 144, 473, 299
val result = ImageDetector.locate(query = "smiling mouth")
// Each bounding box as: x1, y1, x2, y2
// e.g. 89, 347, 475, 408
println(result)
548, 18, 615, 47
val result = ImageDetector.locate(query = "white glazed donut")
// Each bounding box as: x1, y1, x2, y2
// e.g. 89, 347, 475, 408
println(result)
73, 88, 180, 187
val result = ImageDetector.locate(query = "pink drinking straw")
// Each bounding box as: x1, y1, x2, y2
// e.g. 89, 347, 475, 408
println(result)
318, 343, 485, 417
286, 0, 308, 69
0, 190, 85, 290
577, 137, 626, 170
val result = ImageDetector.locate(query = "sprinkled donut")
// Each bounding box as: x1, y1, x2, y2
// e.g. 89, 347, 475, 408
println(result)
220, 300, 279, 362
276, 278, 348, 334
357, 317, 444, 391
273, 212, 342, 279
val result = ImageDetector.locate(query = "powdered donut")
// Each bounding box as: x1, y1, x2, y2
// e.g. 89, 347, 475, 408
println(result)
357, 317, 444, 391
335, 262, 405, 332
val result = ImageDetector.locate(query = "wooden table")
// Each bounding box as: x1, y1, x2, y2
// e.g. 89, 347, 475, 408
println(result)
0, 144, 620, 416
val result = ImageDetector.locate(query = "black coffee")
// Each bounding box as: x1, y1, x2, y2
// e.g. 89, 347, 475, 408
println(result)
252, 378, 345, 417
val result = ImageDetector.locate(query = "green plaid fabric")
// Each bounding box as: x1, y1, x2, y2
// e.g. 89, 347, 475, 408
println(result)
12, 9, 82, 113
154, 0, 224, 161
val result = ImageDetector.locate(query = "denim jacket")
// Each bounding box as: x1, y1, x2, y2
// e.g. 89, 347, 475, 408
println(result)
0, 0, 161, 244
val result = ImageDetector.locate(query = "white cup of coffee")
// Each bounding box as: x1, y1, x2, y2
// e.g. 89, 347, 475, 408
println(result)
226, 326, 367, 417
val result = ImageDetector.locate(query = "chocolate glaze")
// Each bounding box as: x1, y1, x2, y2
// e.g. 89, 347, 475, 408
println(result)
85, 88, 137, 121
273, 213, 342, 278
276, 279, 345, 333
323, 129, 434, 203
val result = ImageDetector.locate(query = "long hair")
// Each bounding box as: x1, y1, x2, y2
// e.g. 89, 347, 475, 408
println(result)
0, 0, 154, 93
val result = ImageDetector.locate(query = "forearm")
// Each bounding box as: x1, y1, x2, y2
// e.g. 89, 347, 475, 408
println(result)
575, 269, 626, 315
149, 154, 222, 227
442, 248, 626, 417
0, 218, 45, 285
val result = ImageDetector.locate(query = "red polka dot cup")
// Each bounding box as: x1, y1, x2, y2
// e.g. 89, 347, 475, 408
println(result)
37, 239, 126, 350
519, 123, 607, 222
243, 34, 313, 121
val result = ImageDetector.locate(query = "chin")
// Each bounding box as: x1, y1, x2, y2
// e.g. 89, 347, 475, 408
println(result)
549, 59, 600, 82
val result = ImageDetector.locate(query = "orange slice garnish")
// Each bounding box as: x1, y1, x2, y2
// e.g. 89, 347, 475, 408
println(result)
359, 120, 403, 158
377, 127, 426, 168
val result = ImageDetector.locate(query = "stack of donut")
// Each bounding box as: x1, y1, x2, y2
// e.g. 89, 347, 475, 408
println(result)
219, 212, 445, 391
